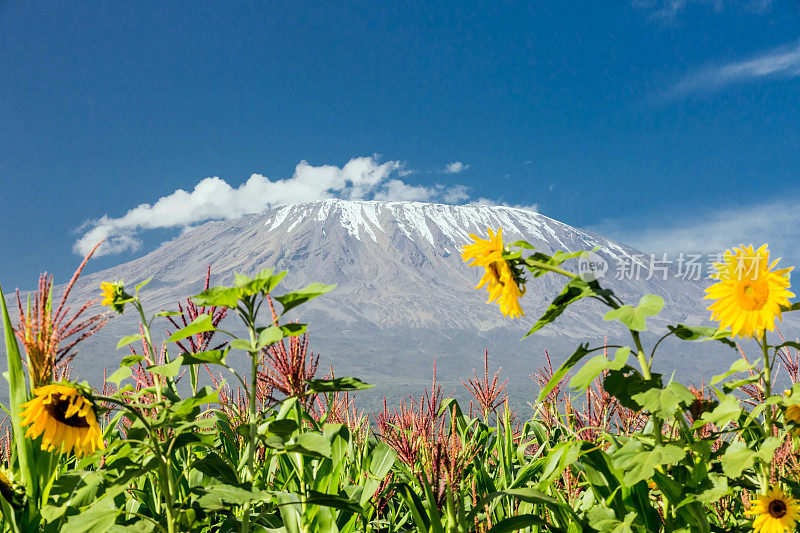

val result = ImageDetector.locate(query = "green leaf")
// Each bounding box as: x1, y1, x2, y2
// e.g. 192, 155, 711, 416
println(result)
693, 473, 732, 503
696, 395, 741, 428
43, 471, 103, 521
359, 442, 397, 506
632, 382, 695, 417
612, 441, 685, 485
258, 325, 283, 348
524, 279, 610, 337
780, 301, 800, 312
230, 338, 255, 351
304, 491, 364, 515
192, 286, 242, 308
196, 484, 271, 511
232, 269, 288, 298
154, 310, 181, 317
487, 515, 549, 533
233, 272, 253, 287
0, 285, 35, 495
604, 294, 664, 332
466, 485, 581, 526
719, 441, 756, 479
0, 496, 20, 533
586, 507, 637, 533
524, 249, 591, 276
251, 268, 287, 294
722, 375, 761, 394
120, 354, 145, 367
638, 293, 665, 313
169, 387, 219, 418
498, 487, 559, 506
775, 341, 800, 352
668, 324, 736, 348
508, 239, 536, 250
720, 438, 781, 478
286, 432, 332, 458
107, 366, 131, 386
275, 282, 336, 315
711, 358, 754, 384
569, 347, 630, 390
192, 452, 238, 486
539, 442, 581, 486
603, 368, 663, 411
167, 314, 215, 343
180, 349, 228, 365
146, 356, 184, 378
116, 334, 143, 349
63, 496, 120, 533
369, 442, 396, 479
306, 377, 374, 393
536, 343, 590, 402
134, 277, 152, 293
280, 323, 307, 337
260, 419, 299, 440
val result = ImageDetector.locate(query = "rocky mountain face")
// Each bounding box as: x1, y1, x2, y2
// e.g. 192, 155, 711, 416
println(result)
4, 200, 782, 407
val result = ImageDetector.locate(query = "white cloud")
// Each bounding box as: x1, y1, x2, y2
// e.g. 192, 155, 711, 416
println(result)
440, 185, 470, 204
373, 179, 434, 202
75, 156, 485, 256
443, 161, 469, 174
634, 0, 771, 22
591, 197, 800, 267
667, 40, 800, 97
471, 198, 539, 212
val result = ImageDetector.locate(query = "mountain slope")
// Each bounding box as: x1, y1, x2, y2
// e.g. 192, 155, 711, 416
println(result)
3, 200, 769, 402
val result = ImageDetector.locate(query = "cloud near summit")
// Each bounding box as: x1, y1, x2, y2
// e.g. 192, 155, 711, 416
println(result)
74, 156, 474, 256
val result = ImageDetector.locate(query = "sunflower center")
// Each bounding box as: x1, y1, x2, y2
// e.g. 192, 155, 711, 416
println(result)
44, 395, 90, 428
736, 279, 769, 311
769, 499, 788, 518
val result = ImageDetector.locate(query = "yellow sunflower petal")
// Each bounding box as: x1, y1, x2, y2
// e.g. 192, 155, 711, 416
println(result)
748, 487, 800, 533
705, 244, 793, 339
18, 384, 105, 458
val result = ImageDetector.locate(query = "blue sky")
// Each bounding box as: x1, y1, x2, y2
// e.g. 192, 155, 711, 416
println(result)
2, 1, 800, 290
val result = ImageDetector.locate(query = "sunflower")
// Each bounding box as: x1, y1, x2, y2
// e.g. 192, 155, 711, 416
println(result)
19, 384, 104, 458
747, 486, 800, 533
462, 228, 526, 318
704, 244, 793, 339
100, 281, 131, 314
785, 405, 800, 425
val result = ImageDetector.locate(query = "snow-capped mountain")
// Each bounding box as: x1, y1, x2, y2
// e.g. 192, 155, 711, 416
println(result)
3, 200, 761, 401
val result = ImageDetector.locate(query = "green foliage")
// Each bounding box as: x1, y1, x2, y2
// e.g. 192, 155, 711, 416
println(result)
524, 278, 611, 338
3, 238, 800, 532
603, 294, 664, 332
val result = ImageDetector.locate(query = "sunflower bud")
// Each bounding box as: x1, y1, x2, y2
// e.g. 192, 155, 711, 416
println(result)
100, 281, 132, 314
0, 466, 24, 507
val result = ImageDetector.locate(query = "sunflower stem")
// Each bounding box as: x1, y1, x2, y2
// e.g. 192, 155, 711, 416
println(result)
133, 299, 161, 404
524, 259, 578, 280
632, 331, 663, 445
762, 334, 773, 430
241, 297, 259, 533
96, 395, 178, 532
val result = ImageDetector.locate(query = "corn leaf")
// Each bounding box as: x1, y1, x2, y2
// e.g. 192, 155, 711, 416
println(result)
0, 285, 36, 497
